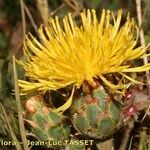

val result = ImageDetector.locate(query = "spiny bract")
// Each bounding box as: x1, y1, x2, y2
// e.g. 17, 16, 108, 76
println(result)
71, 85, 122, 139
25, 96, 70, 148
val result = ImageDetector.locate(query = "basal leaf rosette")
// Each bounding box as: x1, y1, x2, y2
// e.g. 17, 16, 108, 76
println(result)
19, 9, 150, 112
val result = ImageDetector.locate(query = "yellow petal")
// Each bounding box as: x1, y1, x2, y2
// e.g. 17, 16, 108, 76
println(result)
52, 85, 75, 113
99, 75, 129, 90
120, 73, 144, 84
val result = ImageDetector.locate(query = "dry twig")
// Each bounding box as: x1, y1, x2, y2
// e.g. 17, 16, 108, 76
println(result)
119, 124, 134, 150
13, 56, 29, 150
36, 0, 49, 25
135, 0, 150, 93
19, 0, 26, 40
64, 0, 80, 15
49, 3, 66, 16
0, 103, 22, 150
23, 2, 39, 36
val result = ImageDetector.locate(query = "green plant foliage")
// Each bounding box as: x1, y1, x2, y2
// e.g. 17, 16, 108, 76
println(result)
0, 32, 8, 50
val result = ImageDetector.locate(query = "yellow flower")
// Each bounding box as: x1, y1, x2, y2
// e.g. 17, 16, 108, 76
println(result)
19, 9, 150, 94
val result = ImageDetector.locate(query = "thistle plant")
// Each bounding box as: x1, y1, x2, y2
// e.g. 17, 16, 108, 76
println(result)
18, 9, 150, 143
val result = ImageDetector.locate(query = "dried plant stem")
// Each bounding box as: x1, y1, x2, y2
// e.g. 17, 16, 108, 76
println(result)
119, 124, 134, 150
138, 128, 147, 150
20, 0, 26, 40
64, 0, 80, 13
141, 104, 150, 121
0, 103, 22, 150
50, 3, 65, 16
36, 0, 49, 25
23, 2, 39, 36
13, 56, 29, 150
135, 0, 150, 92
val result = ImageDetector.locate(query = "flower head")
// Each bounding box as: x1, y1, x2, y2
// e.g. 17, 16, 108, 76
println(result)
19, 9, 150, 94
